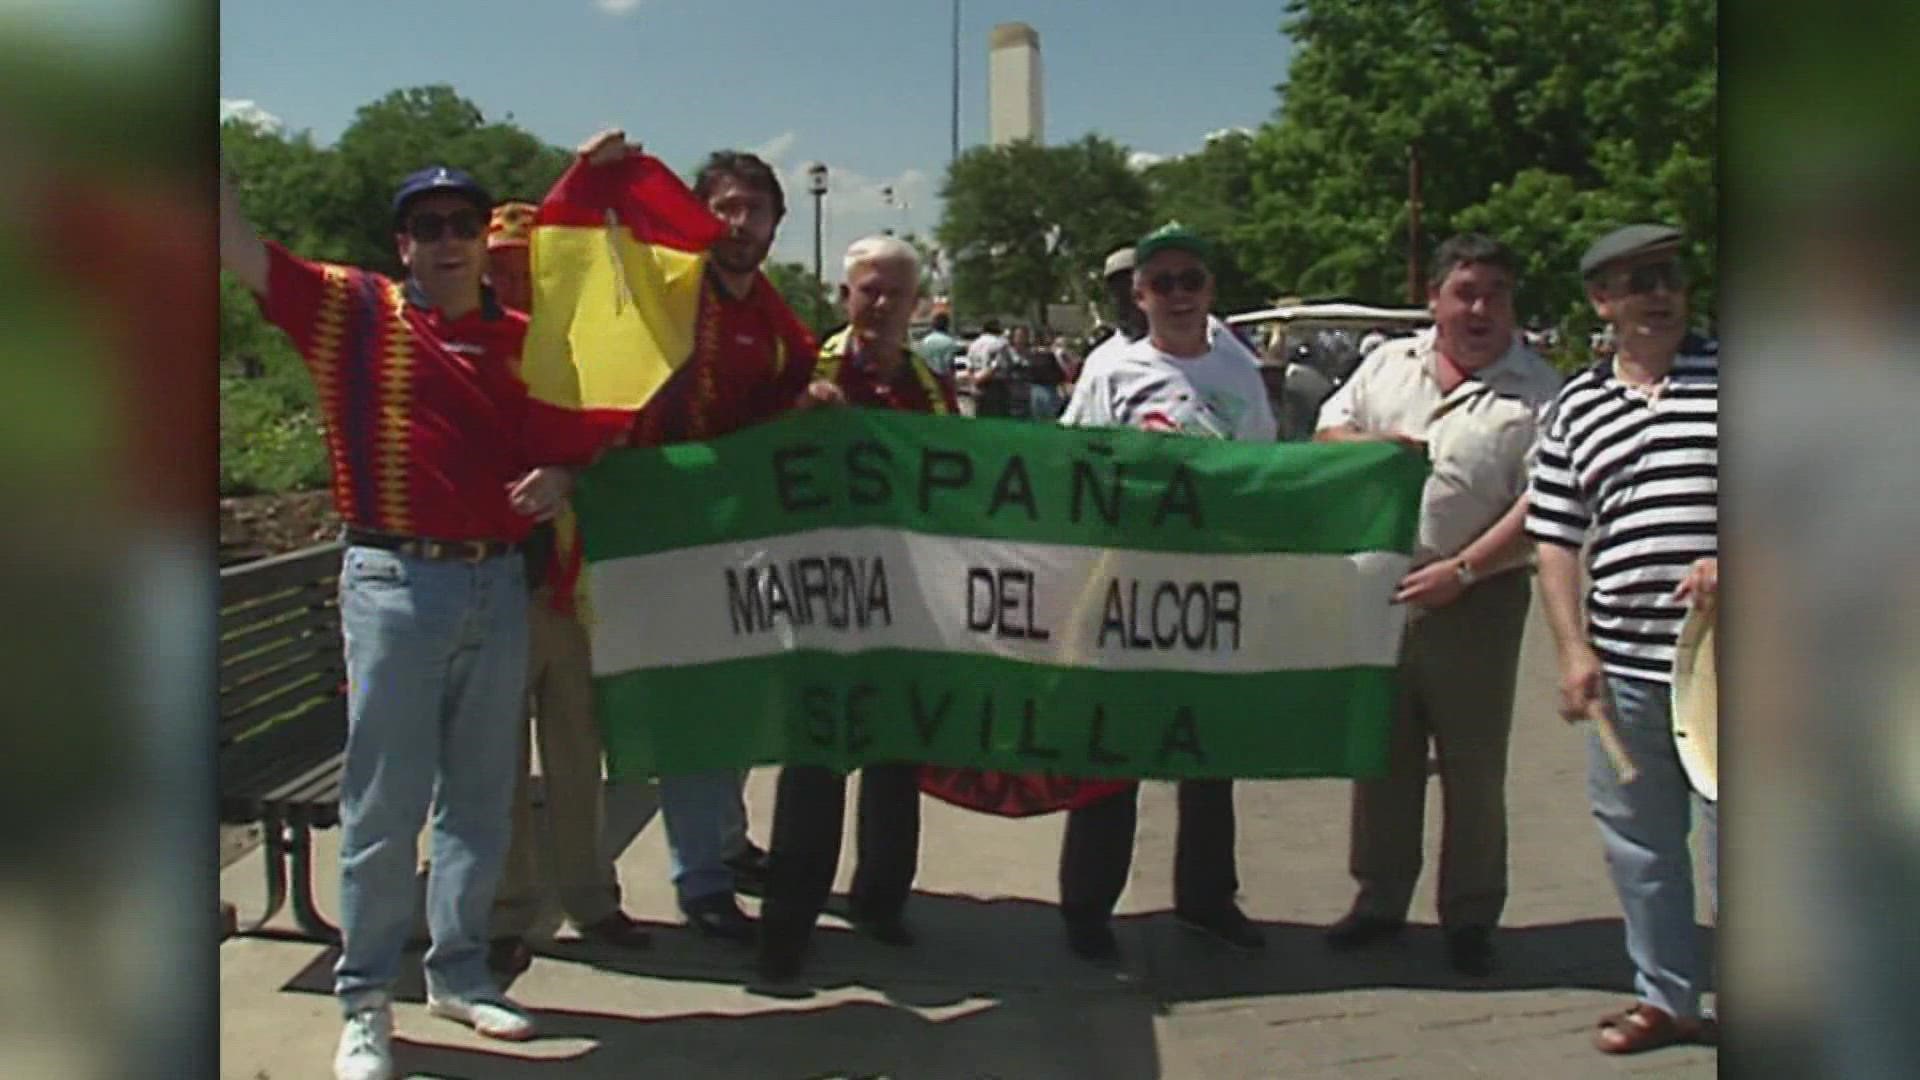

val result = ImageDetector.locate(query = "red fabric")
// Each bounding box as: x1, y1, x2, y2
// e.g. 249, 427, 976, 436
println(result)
918, 769, 1133, 817
826, 338, 961, 415
524, 401, 638, 469
257, 241, 533, 542
628, 273, 819, 446
40, 179, 215, 521
537, 153, 727, 252
540, 272, 819, 613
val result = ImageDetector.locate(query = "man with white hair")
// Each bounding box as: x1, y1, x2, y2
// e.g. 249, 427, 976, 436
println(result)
756, 235, 959, 982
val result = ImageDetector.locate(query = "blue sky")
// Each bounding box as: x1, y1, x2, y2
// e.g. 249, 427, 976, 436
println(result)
220, 0, 1295, 268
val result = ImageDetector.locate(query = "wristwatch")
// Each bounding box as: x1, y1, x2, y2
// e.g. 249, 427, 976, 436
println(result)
1453, 558, 1478, 588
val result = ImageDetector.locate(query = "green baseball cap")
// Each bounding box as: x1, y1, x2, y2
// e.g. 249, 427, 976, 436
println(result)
1134, 222, 1213, 266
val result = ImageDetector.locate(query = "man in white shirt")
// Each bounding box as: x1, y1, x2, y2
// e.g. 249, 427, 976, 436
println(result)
1083, 246, 1261, 381
1315, 233, 1562, 977
959, 318, 1011, 417
1056, 224, 1277, 963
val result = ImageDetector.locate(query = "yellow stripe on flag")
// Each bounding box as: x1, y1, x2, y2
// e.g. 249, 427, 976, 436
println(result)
523, 223, 709, 413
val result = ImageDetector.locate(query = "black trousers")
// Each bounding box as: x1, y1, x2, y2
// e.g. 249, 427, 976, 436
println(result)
1058, 779, 1238, 926
759, 762, 921, 946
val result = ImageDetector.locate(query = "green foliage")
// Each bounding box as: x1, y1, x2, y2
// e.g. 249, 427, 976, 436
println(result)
222, 85, 574, 278
220, 85, 579, 493
329, 85, 573, 273
220, 375, 330, 496
937, 136, 1151, 325
1140, 131, 1274, 312
1241, 0, 1717, 337
763, 260, 837, 336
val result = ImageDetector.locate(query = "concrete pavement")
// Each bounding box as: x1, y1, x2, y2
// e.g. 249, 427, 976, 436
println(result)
219, 597, 1718, 1078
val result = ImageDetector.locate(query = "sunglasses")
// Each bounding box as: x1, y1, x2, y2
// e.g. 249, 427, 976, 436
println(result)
404, 208, 484, 242
1145, 268, 1210, 296
1616, 260, 1686, 295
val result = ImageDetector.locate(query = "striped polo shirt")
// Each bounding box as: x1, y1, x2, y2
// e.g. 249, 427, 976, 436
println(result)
256, 241, 533, 543
1525, 350, 1718, 681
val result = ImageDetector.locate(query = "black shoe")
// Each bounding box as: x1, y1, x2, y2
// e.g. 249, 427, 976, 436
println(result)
726, 843, 768, 897
755, 934, 806, 983
576, 910, 652, 950
1175, 905, 1265, 950
682, 893, 756, 944
487, 937, 533, 977
1445, 926, 1495, 977
1065, 919, 1120, 962
1324, 911, 1407, 952
848, 909, 915, 948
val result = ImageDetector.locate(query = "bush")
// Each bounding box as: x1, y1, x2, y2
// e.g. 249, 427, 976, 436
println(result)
220, 376, 331, 495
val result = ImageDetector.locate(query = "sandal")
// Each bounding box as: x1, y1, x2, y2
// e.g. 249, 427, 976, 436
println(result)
1593, 1004, 1715, 1054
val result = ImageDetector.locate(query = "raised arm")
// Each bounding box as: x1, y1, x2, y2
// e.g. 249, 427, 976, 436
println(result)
219, 171, 269, 297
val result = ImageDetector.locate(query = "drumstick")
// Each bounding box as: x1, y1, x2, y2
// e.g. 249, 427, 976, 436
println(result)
1586, 697, 1638, 785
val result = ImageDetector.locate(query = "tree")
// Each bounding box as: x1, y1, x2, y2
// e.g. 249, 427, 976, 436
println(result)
763, 260, 837, 337
1141, 131, 1275, 312
218, 85, 577, 494
1241, 0, 1716, 338
937, 136, 1151, 326
331, 85, 573, 273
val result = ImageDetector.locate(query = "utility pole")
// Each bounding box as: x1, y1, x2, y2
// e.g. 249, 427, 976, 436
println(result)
1407, 141, 1423, 305
950, 0, 961, 165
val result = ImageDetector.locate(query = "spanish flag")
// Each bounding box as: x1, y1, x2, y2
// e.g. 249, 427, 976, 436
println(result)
520, 152, 726, 465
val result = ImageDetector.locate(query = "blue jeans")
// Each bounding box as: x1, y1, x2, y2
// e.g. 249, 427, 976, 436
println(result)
659, 769, 747, 906
1028, 384, 1062, 420
332, 547, 528, 1011
1589, 675, 1718, 1019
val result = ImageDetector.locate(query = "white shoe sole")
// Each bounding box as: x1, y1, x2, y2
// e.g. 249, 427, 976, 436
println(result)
426, 998, 537, 1042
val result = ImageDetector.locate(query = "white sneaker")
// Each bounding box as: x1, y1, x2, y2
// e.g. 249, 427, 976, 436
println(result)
334, 1003, 394, 1080
426, 995, 537, 1041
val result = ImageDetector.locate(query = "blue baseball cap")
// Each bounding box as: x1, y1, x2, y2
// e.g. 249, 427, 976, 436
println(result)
391, 165, 493, 225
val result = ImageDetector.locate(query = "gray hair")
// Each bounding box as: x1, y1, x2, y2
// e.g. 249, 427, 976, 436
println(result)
842, 234, 921, 283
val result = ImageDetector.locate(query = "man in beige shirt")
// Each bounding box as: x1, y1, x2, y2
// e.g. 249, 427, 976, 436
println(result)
1314, 234, 1561, 976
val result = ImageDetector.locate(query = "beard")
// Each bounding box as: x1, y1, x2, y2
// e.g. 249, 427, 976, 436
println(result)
711, 232, 772, 275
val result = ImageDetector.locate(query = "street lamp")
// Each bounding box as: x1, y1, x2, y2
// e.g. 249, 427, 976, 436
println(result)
806, 162, 830, 330
806, 161, 829, 290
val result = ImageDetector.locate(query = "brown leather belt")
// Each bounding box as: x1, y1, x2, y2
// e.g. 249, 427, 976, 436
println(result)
344, 528, 520, 563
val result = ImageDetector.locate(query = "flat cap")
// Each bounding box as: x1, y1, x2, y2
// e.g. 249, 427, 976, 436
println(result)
1102, 247, 1136, 278
1580, 223, 1683, 277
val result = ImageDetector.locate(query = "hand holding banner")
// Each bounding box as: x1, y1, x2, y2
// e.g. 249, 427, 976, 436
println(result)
574, 409, 1428, 781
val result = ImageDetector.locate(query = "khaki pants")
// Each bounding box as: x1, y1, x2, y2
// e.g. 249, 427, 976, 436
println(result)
491, 589, 619, 937
1349, 570, 1531, 930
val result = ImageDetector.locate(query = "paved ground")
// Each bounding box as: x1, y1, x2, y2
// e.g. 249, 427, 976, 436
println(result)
219, 598, 1718, 1078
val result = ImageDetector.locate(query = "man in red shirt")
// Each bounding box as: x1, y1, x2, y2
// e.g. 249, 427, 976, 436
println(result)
756, 235, 957, 983
573, 133, 818, 943
222, 164, 573, 1080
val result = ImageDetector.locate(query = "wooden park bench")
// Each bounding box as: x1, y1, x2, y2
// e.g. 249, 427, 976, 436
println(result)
219, 541, 346, 943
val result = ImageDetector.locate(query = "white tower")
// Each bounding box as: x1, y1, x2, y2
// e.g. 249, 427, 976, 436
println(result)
989, 22, 1043, 146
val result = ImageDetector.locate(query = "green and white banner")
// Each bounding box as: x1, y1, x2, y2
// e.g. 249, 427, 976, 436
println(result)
573, 408, 1427, 780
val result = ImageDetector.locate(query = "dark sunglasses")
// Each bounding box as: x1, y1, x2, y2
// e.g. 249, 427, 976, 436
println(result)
1146, 268, 1210, 296
405, 208, 484, 242
1617, 260, 1686, 295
